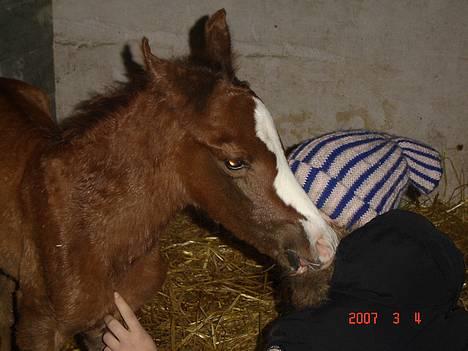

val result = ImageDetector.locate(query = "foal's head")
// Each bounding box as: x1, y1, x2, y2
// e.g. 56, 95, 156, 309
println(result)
142, 9, 338, 273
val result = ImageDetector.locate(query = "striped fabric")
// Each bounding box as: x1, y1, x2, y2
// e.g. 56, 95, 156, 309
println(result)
288, 130, 443, 231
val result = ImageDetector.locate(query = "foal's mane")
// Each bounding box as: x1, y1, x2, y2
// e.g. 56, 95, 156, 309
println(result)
59, 53, 248, 141
59, 72, 150, 140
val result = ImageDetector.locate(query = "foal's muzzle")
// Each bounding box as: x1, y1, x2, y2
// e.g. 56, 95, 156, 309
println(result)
285, 249, 322, 275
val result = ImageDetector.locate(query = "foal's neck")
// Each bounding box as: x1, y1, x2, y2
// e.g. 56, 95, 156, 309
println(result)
64, 86, 187, 243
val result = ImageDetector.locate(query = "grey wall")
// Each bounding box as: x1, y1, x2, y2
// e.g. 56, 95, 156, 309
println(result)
53, 0, 467, 198
0, 0, 55, 115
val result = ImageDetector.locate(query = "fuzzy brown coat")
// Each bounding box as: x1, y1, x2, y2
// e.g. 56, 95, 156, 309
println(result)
0, 10, 341, 351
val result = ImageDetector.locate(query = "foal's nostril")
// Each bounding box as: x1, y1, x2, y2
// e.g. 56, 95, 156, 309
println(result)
285, 249, 300, 271
285, 248, 323, 273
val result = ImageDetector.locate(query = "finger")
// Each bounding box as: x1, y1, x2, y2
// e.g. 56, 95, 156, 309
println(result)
114, 292, 141, 331
102, 331, 120, 349
104, 314, 128, 339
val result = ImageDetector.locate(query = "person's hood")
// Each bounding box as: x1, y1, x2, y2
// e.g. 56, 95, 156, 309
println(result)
331, 209, 465, 310
265, 210, 468, 351
331, 209, 468, 350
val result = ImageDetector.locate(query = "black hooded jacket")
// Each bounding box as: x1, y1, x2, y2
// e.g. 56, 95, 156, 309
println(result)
265, 210, 468, 351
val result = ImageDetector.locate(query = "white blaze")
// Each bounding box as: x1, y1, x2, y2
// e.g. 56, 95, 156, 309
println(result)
253, 97, 338, 260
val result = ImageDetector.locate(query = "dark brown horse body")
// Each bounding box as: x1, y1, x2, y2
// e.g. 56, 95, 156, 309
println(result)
0, 10, 338, 350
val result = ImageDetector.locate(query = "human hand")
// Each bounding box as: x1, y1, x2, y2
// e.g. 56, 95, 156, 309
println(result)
103, 292, 158, 351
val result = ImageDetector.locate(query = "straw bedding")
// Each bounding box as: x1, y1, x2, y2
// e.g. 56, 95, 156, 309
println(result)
137, 212, 279, 351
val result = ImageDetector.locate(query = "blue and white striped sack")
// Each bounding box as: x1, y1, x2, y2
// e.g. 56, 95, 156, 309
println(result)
288, 130, 443, 231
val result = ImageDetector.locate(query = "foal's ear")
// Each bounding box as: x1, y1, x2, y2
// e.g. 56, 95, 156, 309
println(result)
202, 9, 234, 76
141, 37, 168, 79
205, 9, 233, 74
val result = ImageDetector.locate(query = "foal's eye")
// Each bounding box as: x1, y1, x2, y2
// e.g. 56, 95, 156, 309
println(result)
224, 159, 246, 171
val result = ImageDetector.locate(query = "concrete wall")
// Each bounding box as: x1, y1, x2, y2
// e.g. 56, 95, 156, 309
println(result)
0, 0, 55, 115
53, 0, 467, 198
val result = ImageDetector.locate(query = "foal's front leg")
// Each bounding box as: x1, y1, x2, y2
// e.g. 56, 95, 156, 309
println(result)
81, 243, 167, 351
0, 274, 15, 351
15, 291, 65, 351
